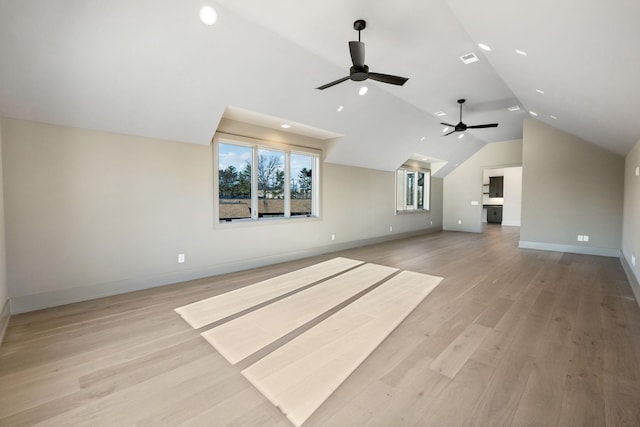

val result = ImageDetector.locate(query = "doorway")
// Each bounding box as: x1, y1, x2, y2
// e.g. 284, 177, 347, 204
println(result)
482, 166, 522, 226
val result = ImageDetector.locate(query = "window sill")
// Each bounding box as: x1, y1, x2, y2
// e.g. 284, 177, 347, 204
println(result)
395, 209, 430, 215
214, 215, 321, 229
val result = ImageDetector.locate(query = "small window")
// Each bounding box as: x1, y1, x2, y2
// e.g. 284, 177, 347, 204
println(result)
215, 136, 319, 223
396, 166, 430, 213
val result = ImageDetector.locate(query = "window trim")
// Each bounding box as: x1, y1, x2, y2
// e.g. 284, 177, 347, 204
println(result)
396, 165, 431, 214
213, 132, 321, 226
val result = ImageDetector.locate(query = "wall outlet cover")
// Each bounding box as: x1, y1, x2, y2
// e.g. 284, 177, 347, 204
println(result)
577, 235, 584, 242
583, 235, 589, 242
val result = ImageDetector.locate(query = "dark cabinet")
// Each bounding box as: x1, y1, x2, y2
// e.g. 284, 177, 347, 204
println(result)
487, 206, 503, 224
489, 176, 504, 197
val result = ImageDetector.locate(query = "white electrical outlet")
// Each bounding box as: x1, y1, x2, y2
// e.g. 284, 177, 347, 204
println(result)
583, 235, 589, 242
430, 220, 433, 225
389, 226, 393, 232
471, 201, 479, 206
631, 255, 636, 266
458, 220, 462, 225
577, 235, 584, 242
636, 166, 639, 177
178, 253, 185, 263
331, 234, 335, 241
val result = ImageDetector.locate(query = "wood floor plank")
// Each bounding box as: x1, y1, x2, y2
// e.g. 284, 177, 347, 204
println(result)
468, 350, 536, 426
241, 270, 442, 427
429, 322, 491, 379
510, 339, 572, 427
419, 359, 495, 426
475, 296, 515, 328
175, 257, 363, 329
603, 376, 640, 426
202, 262, 397, 364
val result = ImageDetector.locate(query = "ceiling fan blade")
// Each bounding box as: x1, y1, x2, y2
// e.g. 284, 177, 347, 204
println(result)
443, 130, 457, 136
440, 122, 455, 127
316, 76, 350, 90
368, 72, 409, 86
349, 41, 365, 68
466, 123, 499, 129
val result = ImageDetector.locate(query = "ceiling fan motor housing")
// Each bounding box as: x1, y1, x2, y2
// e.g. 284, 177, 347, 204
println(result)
350, 65, 369, 81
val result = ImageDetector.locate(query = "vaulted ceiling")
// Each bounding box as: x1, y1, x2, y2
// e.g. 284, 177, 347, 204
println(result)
1, 0, 639, 177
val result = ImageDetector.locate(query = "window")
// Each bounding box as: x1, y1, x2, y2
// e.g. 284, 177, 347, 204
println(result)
215, 135, 319, 223
396, 166, 430, 213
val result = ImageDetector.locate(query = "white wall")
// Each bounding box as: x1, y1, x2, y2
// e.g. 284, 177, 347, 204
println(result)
502, 167, 523, 226
0, 118, 8, 342
1, 117, 443, 313
622, 137, 640, 302
443, 140, 523, 232
520, 119, 624, 256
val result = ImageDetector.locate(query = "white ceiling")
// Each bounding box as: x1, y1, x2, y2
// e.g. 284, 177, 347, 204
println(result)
1, 0, 639, 177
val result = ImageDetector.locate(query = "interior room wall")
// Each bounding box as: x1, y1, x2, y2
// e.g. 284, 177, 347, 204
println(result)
622, 137, 640, 302
519, 119, 624, 256
0, 119, 9, 343
502, 167, 523, 226
443, 139, 523, 232
1, 117, 442, 313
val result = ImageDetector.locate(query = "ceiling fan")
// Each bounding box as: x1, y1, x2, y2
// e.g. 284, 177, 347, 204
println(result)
441, 99, 498, 136
316, 20, 409, 90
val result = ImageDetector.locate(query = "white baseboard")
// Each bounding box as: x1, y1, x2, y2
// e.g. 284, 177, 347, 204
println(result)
620, 256, 640, 309
518, 240, 621, 258
0, 299, 10, 347
9, 228, 441, 314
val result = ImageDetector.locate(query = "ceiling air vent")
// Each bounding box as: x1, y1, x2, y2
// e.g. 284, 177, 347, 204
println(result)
459, 52, 479, 64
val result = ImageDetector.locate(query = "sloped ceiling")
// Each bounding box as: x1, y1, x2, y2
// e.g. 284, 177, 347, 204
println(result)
1, 0, 638, 177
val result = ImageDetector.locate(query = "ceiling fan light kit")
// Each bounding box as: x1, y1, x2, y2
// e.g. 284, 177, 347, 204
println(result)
316, 20, 409, 90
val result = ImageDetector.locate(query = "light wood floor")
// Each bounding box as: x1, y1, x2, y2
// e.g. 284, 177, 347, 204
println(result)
1, 226, 640, 426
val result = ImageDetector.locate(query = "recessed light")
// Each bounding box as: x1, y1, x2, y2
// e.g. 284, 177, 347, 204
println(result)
508, 106, 520, 112
550, 115, 558, 120
420, 136, 426, 141
478, 43, 492, 51
442, 127, 450, 133
460, 52, 479, 64
337, 105, 344, 112
515, 49, 528, 56
358, 86, 368, 95
458, 133, 465, 139
529, 111, 538, 117
199, 6, 218, 25
281, 124, 291, 129
435, 111, 446, 117
536, 89, 545, 94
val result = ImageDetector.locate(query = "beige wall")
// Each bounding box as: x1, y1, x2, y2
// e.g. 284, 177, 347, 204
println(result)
1, 117, 442, 312
0, 118, 8, 340
520, 119, 624, 256
443, 140, 523, 232
623, 137, 640, 300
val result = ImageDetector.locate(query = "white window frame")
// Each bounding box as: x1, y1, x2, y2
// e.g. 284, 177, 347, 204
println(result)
213, 133, 320, 226
396, 166, 430, 214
